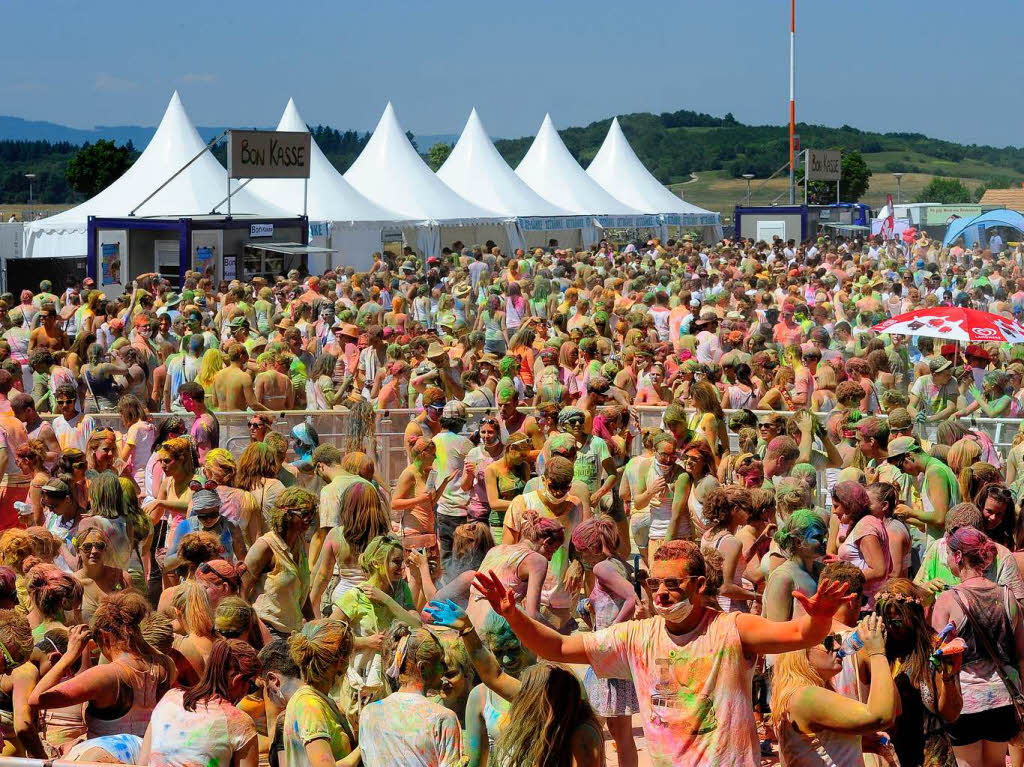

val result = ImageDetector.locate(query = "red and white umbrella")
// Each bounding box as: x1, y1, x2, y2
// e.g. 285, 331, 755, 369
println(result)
872, 307, 1024, 344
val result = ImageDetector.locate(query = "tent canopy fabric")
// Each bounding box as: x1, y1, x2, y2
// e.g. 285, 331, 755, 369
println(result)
344, 103, 503, 225
942, 209, 1024, 248
247, 99, 406, 227
437, 109, 572, 218
23, 91, 289, 259
586, 117, 719, 226
515, 115, 642, 217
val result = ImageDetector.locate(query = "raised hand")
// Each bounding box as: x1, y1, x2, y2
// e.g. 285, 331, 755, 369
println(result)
792, 577, 850, 618
424, 599, 470, 632
472, 570, 519, 619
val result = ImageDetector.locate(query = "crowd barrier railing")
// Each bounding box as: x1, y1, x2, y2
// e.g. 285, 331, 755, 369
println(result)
44, 406, 1024, 491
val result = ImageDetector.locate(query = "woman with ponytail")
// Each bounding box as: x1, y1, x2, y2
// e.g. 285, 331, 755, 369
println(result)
170, 580, 217, 686
358, 624, 464, 767
141, 639, 261, 767
932, 527, 1024, 765
283, 618, 358, 767
29, 590, 175, 739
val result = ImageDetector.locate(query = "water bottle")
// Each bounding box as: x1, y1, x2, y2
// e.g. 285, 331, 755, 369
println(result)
837, 630, 864, 659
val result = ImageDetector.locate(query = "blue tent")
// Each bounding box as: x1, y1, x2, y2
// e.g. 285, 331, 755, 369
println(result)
943, 208, 1024, 248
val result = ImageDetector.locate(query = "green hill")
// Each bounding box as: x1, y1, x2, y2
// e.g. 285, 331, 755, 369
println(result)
4, 105, 1024, 217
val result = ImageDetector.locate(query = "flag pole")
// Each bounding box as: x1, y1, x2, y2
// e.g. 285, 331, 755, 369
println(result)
788, 0, 796, 205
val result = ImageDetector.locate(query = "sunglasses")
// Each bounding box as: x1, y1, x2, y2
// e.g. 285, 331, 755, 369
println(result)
189, 479, 219, 492
56, 398, 76, 405
480, 417, 499, 427
81, 541, 107, 553
216, 627, 245, 640
248, 421, 265, 429
196, 511, 220, 521
821, 634, 844, 655
643, 576, 698, 591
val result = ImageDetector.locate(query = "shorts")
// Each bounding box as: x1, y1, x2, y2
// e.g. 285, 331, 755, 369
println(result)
629, 510, 651, 554
946, 705, 1020, 746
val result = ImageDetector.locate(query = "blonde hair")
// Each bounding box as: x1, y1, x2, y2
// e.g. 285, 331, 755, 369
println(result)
947, 438, 981, 476
204, 448, 237, 485
288, 618, 353, 687
196, 348, 224, 390
769, 648, 823, 720
171, 580, 214, 637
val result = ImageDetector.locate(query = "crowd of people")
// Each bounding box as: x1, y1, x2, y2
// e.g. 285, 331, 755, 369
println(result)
1, 232, 1024, 766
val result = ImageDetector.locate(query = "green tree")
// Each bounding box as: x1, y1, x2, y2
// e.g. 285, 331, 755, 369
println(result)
916, 177, 971, 204
65, 139, 133, 197
426, 142, 453, 171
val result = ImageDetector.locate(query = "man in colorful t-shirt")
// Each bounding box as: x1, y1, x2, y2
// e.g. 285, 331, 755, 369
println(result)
470, 539, 849, 767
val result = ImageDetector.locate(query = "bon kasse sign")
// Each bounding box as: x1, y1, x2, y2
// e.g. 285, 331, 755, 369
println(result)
806, 149, 841, 182
228, 130, 311, 179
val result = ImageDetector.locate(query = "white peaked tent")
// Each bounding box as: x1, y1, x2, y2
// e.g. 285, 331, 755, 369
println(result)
247, 98, 408, 271
345, 103, 507, 256
587, 117, 721, 241
23, 91, 289, 260
438, 109, 586, 252
515, 115, 644, 248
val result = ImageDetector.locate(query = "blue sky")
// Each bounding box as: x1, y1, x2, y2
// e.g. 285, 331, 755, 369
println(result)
3, 0, 1023, 146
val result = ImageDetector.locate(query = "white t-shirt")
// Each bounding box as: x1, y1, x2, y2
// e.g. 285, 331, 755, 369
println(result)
359, 692, 463, 767
147, 688, 257, 767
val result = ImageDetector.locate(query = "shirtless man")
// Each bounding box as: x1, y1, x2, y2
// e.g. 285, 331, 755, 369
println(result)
10, 392, 60, 464
212, 342, 267, 411
254, 351, 294, 411
28, 304, 67, 354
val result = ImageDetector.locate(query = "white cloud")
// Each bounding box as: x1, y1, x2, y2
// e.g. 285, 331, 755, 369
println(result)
94, 73, 138, 92
182, 73, 217, 84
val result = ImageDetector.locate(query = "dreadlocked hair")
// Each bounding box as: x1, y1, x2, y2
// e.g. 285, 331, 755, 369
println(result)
288, 618, 353, 688
183, 639, 261, 711
339, 482, 390, 555
492, 663, 599, 767
266, 487, 317, 536
171, 580, 214, 638
90, 590, 175, 688
344, 397, 377, 454
140, 612, 175, 654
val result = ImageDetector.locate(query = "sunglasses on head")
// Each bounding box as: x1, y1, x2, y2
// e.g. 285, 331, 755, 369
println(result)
197, 561, 239, 588
189, 479, 219, 492
480, 417, 499, 427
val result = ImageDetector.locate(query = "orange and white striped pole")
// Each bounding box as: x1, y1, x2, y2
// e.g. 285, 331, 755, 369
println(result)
789, 0, 796, 204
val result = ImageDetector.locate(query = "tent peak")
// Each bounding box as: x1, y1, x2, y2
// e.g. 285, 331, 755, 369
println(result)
279, 98, 307, 132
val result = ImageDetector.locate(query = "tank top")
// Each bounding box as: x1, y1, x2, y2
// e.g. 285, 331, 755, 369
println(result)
482, 688, 510, 749
779, 715, 864, 766
482, 311, 502, 342
252, 531, 310, 635
702, 529, 749, 613
466, 544, 531, 629
505, 297, 525, 331
84, 658, 164, 739
646, 462, 684, 541
511, 492, 578, 609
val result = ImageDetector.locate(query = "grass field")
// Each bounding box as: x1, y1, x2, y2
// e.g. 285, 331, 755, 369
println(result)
0, 204, 72, 222
671, 162, 994, 220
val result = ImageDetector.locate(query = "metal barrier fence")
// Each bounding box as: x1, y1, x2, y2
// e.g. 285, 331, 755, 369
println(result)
52, 407, 1024, 490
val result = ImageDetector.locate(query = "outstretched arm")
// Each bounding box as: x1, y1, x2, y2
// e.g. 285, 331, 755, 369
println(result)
736, 578, 848, 656
466, 572, 589, 665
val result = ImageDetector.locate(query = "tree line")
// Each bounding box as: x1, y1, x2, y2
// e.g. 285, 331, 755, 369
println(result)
2, 106, 1023, 205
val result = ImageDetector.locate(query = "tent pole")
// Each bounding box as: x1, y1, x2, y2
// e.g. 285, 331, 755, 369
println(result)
211, 179, 253, 214
130, 129, 227, 217
303, 178, 308, 218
